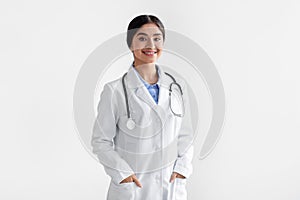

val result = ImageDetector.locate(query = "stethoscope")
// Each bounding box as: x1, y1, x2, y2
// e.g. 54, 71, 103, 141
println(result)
122, 69, 185, 130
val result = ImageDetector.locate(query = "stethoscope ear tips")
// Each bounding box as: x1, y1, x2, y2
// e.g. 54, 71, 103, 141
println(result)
126, 118, 136, 130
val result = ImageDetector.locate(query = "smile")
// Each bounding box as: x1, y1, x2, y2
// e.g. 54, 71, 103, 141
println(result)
142, 50, 157, 56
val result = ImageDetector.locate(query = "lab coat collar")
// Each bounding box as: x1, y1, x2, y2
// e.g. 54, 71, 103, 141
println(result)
126, 62, 171, 89
132, 63, 161, 89
125, 61, 172, 109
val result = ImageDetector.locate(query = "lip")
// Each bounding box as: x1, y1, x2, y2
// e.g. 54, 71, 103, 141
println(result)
142, 50, 157, 56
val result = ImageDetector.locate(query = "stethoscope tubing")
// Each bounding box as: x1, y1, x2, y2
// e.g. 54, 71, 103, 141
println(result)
122, 69, 185, 129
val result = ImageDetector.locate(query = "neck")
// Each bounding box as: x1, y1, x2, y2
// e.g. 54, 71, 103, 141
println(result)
133, 61, 158, 84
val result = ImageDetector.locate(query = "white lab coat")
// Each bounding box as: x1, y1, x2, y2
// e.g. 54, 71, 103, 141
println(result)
91, 63, 194, 200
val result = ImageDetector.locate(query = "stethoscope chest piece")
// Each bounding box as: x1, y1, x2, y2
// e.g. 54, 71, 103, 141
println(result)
126, 118, 136, 130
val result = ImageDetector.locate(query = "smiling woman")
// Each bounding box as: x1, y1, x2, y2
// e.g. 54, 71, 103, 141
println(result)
126, 16, 165, 84
91, 14, 194, 200
130, 25, 163, 57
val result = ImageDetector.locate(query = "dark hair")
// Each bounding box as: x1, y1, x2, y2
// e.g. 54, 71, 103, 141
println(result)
126, 14, 165, 49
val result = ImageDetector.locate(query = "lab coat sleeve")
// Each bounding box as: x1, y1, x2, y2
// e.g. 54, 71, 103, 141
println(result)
91, 83, 135, 185
173, 80, 194, 179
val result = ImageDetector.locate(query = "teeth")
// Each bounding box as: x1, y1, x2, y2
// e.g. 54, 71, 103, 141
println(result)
143, 51, 156, 55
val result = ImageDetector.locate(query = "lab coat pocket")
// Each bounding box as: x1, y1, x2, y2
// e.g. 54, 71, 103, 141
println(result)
175, 178, 187, 200
107, 181, 135, 200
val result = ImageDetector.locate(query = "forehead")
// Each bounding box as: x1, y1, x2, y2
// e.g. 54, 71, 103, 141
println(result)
135, 23, 162, 36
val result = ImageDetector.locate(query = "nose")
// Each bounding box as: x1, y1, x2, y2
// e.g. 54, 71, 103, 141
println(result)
145, 38, 155, 48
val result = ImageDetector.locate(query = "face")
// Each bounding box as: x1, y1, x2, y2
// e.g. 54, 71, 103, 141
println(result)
130, 23, 164, 65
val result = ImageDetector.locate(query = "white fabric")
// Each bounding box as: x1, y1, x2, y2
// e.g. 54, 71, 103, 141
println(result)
91, 63, 194, 200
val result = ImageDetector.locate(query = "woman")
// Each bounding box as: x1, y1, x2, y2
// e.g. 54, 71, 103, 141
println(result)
91, 14, 194, 200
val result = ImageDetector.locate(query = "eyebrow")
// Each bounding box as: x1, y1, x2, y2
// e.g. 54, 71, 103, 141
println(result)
136, 32, 162, 37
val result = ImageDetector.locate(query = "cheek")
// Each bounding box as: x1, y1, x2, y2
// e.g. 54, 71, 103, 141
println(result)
131, 41, 144, 51
133, 50, 143, 58
157, 49, 163, 56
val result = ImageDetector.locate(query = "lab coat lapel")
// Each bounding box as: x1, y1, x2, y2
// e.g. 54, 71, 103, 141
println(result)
126, 65, 155, 107
126, 63, 171, 109
156, 65, 170, 108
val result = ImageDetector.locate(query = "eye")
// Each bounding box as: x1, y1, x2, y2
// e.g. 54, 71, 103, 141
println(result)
138, 37, 146, 41
154, 38, 161, 42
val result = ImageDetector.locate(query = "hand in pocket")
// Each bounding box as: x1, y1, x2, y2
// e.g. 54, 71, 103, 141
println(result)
169, 172, 186, 183
120, 174, 142, 188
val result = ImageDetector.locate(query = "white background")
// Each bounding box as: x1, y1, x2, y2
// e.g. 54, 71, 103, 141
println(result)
1, 0, 300, 199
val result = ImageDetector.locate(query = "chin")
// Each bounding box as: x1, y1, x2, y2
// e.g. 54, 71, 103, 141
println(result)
141, 59, 157, 64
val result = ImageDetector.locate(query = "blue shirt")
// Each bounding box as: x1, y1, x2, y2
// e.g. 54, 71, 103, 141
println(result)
132, 64, 160, 104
